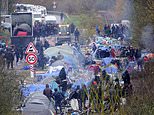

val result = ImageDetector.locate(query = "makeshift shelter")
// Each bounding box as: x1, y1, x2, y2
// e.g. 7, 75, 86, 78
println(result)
104, 64, 118, 74
44, 45, 84, 69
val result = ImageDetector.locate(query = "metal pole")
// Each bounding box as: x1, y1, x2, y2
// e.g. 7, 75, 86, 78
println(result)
30, 65, 35, 78
6, 0, 8, 14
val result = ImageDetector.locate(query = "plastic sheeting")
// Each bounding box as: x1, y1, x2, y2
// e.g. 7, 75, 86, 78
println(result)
48, 66, 64, 76
68, 70, 94, 90
21, 81, 59, 97
22, 65, 30, 70
44, 45, 85, 69
104, 65, 118, 74
71, 78, 91, 90
35, 66, 64, 82
21, 84, 45, 97
44, 46, 73, 57
102, 57, 113, 65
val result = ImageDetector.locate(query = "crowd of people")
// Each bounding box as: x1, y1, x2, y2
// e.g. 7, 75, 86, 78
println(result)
33, 21, 59, 38
0, 45, 22, 69
33, 21, 80, 43
39, 23, 146, 114
42, 69, 132, 114
4, 20, 148, 114
0, 38, 50, 70
96, 23, 130, 39
40, 48, 139, 114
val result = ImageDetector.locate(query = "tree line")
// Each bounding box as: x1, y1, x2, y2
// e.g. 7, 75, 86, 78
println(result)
131, 0, 154, 52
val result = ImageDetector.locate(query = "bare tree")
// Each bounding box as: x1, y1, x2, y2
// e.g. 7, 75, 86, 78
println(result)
141, 25, 154, 52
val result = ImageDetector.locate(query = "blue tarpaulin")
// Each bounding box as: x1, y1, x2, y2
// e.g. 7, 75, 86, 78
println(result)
102, 57, 113, 65
71, 79, 92, 90
21, 81, 59, 97
105, 65, 118, 74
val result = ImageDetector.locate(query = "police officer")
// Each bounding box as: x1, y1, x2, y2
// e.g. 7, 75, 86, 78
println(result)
5, 48, 14, 69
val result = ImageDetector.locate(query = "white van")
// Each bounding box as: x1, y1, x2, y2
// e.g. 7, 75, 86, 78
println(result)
33, 13, 43, 22
45, 15, 57, 24
1, 15, 11, 30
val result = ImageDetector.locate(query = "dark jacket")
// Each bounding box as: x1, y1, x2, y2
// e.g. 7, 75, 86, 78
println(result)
5, 51, 14, 61
43, 88, 53, 100
122, 71, 130, 85
53, 91, 64, 103
59, 68, 66, 80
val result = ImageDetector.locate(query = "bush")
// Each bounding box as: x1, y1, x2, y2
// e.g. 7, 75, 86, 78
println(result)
0, 57, 21, 115
124, 62, 154, 115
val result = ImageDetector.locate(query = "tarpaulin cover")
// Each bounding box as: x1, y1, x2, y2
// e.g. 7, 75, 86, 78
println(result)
104, 65, 118, 74
48, 66, 64, 76
44, 46, 73, 57
70, 70, 94, 90
44, 45, 84, 69
71, 78, 91, 90
35, 66, 64, 82
21, 84, 45, 97
21, 81, 59, 97
22, 65, 30, 70
102, 57, 113, 65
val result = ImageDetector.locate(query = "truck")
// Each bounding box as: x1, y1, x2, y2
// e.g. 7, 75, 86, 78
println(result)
56, 24, 71, 45
45, 15, 57, 24
11, 12, 33, 48
0, 15, 11, 31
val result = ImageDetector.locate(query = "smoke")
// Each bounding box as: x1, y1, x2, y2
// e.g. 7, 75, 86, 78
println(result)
141, 25, 154, 52
122, 0, 133, 20
114, 0, 133, 21
94, 0, 116, 11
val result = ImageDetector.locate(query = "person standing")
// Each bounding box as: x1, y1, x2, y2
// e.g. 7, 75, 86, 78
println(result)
5, 48, 14, 69
15, 48, 20, 65
122, 70, 131, 85
69, 23, 76, 34
92, 43, 97, 53
60, 12, 64, 21
53, 88, 64, 114
74, 28, 80, 42
44, 39, 50, 49
69, 86, 82, 112
137, 57, 144, 71
95, 25, 100, 35
43, 84, 53, 101
19, 47, 24, 61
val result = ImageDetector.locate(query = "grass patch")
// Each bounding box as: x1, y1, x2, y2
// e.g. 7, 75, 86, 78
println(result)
64, 14, 86, 27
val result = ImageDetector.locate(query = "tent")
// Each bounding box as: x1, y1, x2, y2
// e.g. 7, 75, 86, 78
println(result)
104, 65, 118, 74
44, 46, 73, 57
44, 46, 82, 69
102, 57, 113, 65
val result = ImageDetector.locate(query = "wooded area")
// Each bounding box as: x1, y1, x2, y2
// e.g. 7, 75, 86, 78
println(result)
0, 0, 154, 114
132, 0, 154, 51
15, 0, 116, 13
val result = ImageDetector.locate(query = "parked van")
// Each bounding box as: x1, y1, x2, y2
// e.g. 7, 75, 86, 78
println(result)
45, 15, 57, 24
1, 15, 11, 30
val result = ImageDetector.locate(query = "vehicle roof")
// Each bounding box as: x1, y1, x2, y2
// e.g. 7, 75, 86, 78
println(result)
1, 15, 11, 17
45, 15, 56, 20
16, 3, 46, 9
